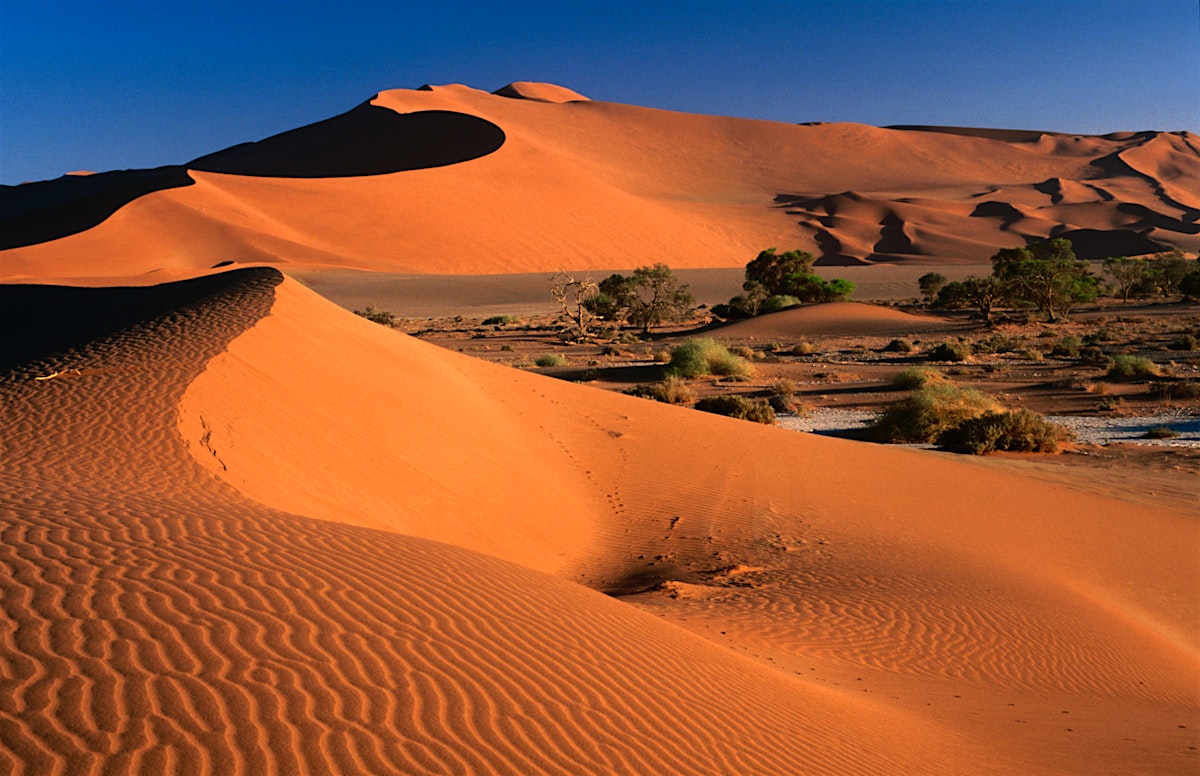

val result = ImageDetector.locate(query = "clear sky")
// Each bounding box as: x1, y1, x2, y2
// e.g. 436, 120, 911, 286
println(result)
2, 0, 1197, 184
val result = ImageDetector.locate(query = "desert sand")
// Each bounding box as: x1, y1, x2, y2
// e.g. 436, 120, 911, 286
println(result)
1, 82, 1197, 774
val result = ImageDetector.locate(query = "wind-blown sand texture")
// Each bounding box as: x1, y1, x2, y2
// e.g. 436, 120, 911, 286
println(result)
2, 268, 1196, 774
2, 82, 1197, 282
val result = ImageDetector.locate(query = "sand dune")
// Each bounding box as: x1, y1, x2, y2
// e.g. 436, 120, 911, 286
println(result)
2, 83, 1196, 282
3, 268, 1194, 774
713, 301, 959, 338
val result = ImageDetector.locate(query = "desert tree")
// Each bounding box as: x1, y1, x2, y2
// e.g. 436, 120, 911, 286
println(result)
991, 238, 1098, 322
1145, 248, 1191, 298
743, 248, 815, 297
549, 272, 602, 341
1102, 256, 1148, 303
918, 272, 947, 305
586, 264, 695, 333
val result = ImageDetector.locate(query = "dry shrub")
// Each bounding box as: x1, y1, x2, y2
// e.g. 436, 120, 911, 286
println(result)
694, 395, 775, 425
791, 341, 817, 356
890, 366, 946, 390
623, 376, 697, 405
535, 353, 568, 367
881, 338, 915, 353
937, 409, 1073, 454
926, 340, 972, 362
770, 379, 797, 396
871, 383, 1002, 443
667, 338, 753, 378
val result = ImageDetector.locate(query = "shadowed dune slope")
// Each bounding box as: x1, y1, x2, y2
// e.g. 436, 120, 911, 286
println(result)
2, 269, 1197, 773
1, 268, 1004, 775
2, 83, 1196, 282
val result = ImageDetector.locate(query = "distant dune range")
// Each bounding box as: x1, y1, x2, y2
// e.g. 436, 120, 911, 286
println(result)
1, 268, 1196, 773
1, 81, 1197, 282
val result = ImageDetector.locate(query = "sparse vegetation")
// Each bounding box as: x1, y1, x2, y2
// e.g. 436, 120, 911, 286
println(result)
586, 263, 695, 332
991, 238, 1099, 322
871, 383, 1002, 443
694, 395, 775, 424
482, 314, 522, 326
926, 340, 972, 362
623, 376, 697, 405
535, 353, 568, 367
890, 366, 946, 390
1106, 355, 1160, 379
666, 338, 753, 378
881, 338, 915, 353
1143, 426, 1180, 440
1050, 336, 1082, 358
937, 409, 1073, 454
353, 305, 398, 327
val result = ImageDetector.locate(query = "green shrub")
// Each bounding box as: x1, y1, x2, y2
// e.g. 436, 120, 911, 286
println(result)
871, 383, 1002, 443
1143, 426, 1180, 440
1107, 355, 1160, 379
694, 395, 776, 424
937, 409, 1073, 454
759, 295, 803, 314
972, 334, 1021, 354
1050, 336, 1082, 358
881, 338, 915, 353
926, 340, 972, 362
535, 353, 568, 367
482, 314, 522, 326
623, 376, 697, 405
667, 338, 753, 378
890, 366, 946, 390
353, 306, 397, 327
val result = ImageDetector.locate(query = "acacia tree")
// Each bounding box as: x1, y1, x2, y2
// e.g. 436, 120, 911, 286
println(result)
918, 272, 947, 305
744, 248, 815, 296
586, 264, 694, 333
1145, 248, 1191, 298
935, 276, 1005, 323
1102, 256, 1148, 303
992, 238, 1098, 322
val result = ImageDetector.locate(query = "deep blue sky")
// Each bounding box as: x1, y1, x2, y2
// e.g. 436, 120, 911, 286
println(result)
2, 0, 1197, 184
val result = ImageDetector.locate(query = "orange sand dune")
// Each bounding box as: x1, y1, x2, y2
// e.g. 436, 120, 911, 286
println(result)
4, 268, 1193, 774
714, 300, 960, 338
2, 83, 1196, 283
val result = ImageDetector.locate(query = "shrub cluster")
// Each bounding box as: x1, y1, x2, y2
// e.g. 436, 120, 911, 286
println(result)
623, 376, 697, 405
890, 366, 946, 390
937, 409, 1073, 454
871, 383, 1001, 443
1106, 355, 1160, 379
666, 338, 753, 378
925, 341, 972, 362
694, 395, 776, 424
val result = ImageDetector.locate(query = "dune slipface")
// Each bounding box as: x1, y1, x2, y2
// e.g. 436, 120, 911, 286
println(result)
1, 83, 1197, 282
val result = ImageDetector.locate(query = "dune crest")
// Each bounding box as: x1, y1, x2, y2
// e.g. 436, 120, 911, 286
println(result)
2, 84, 1196, 282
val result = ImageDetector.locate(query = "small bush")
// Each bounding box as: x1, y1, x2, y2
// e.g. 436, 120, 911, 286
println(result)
354, 306, 397, 327
769, 379, 797, 396
926, 340, 972, 362
890, 366, 946, 390
1050, 336, 1082, 358
1143, 426, 1180, 440
1080, 346, 1113, 367
1107, 355, 1160, 379
535, 353, 568, 367
500, 344, 514, 352
1020, 348, 1045, 362
482, 314, 522, 326
615, 331, 642, 345
1167, 334, 1198, 351
937, 409, 1073, 454
623, 376, 697, 405
872, 383, 1002, 443
972, 334, 1021, 354
1148, 380, 1200, 399
694, 395, 776, 424
667, 338, 753, 378
881, 338, 915, 353
759, 295, 803, 314
791, 342, 818, 356
767, 394, 807, 415
732, 345, 756, 360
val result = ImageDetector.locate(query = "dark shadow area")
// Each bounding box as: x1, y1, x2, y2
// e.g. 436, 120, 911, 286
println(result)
0, 103, 505, 250
0, 166, 194, 250
1050, 228, 1166, 259
0, 268, 282, 372
188, 104, 505, 178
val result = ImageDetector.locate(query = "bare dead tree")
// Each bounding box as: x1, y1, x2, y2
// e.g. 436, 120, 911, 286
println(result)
549, 272, 601, 341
